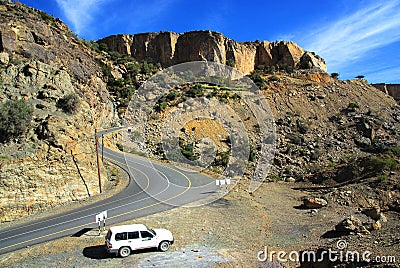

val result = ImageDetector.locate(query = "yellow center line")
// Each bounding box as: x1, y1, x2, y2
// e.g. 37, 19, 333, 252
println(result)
0, 161, 192, 253
0, 157, 149, 236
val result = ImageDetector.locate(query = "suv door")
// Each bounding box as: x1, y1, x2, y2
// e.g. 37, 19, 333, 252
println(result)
127, 231, 140, 250
139, 230, 157, 249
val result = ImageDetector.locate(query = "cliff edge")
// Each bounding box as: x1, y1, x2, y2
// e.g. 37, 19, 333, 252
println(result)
97, 30, 326, 75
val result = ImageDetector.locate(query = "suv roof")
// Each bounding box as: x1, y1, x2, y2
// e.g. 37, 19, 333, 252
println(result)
108, 224, 148, 233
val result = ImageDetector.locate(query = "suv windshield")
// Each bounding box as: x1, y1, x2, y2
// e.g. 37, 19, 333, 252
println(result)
146, 227, 155, 236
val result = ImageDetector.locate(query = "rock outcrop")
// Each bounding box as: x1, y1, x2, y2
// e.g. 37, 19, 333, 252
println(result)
0, 2, 114, 222
98, 30, 327, 74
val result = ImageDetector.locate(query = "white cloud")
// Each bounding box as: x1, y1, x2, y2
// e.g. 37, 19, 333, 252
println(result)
300, 1, 400, 73
365, 65, 400, 84
55, 0, 111, 36
121, 0, 177, 31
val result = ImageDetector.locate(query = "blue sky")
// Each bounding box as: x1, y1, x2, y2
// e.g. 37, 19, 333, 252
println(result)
18, 0, 400, 83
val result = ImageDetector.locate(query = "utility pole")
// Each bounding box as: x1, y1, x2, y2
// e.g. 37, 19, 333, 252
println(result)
95, 129, 102, 194
101, 134, 104, 162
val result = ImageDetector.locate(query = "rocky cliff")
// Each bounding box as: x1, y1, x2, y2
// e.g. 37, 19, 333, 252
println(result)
0, 2, 114, 222
97, 31, 327, 74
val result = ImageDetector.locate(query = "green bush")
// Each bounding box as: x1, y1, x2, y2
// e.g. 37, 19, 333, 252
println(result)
365, 156, 398, 175
226, 58, 236, 67
180, 142, 198, 161
331, 72, 340, 79
187, 84, 205, 98
347, 102, 359, 111
268, 75, 280, 82
389, 146, 400, 157
249, 146, 257, 162
0, 99, 33, 142
116, 142, 124, 151
57, 93, 80, 114
39, 11, 54, 23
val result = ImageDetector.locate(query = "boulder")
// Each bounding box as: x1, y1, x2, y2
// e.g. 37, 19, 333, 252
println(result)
362, 206, 381, 221
335, 215, 371, 234
0, 52, 9, 65
303, 197, 328, 209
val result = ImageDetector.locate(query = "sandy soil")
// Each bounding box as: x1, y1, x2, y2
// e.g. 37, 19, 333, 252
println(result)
1, 166, 399, 267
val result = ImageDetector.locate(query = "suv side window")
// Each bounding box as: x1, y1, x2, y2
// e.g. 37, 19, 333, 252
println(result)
115, 232, 127, 241
128, 231, 139, 239
140, 231, 154, 238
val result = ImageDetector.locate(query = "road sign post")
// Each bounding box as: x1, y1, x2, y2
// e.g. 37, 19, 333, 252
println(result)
95, 210, 108, 235
216, 179, 230, 190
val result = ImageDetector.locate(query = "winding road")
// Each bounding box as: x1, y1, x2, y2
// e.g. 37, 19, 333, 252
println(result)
0, 129, 218, 255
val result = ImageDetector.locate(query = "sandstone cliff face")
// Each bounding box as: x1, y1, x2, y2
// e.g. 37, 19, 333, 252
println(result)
98, 31, 327, 74
0, 2, 113, 222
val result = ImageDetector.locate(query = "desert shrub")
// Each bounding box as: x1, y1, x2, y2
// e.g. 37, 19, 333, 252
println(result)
365, 156, 398, 175
98, 42, 108, 52
180, 142, 198, 161
296, 118, 309, 134
57, 93, 80, 114
347, 102, 359, 111
268, 75, 280, 82
250, 72, 267, 89
249, 146, 257, 162
278, 64, 293, 73
166, 91, 180, 102
0, 99, 33, 142
388, 145, 400, 157
141, 61, 159, 74
39, 11, 54, 23
214, 150, 230, 166
155, 101, 168, 112
116, 142, 124, 151
226, 58, 236, 67
187, 84, 205, 97
269, 174, 284, 181
331, 72, 340, 79
126, 62, 141, 75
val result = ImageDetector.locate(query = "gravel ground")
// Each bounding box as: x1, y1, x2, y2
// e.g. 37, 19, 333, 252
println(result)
1, 179, 399, 267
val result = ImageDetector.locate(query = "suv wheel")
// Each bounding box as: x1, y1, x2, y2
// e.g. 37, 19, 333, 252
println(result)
158, 241, 170, 252
119, 246, 131, 257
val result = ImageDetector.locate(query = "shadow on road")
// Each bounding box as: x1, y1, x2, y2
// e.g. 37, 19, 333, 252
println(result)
71, 228, 93, 237
83, 245, 112, 259
83, 246, 159, 259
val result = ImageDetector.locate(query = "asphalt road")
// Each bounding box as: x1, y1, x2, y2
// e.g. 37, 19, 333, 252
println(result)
0, 129, 218, 255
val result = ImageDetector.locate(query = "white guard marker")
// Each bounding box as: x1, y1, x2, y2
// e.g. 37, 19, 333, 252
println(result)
225, 179, 231, 185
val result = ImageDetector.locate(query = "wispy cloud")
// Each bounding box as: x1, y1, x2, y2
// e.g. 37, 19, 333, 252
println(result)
123, 0, 177, 31
55, 0, 111, 36
300, 1, 400, 74
364, 65, 400, 84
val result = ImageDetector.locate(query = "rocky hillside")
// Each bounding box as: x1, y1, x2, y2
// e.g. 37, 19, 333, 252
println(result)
1, 1, 399, 233
97, 31, 326, 75
0, 2, 114, 222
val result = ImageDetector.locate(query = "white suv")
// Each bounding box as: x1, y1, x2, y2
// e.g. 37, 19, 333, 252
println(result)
105, 224, 174, 257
